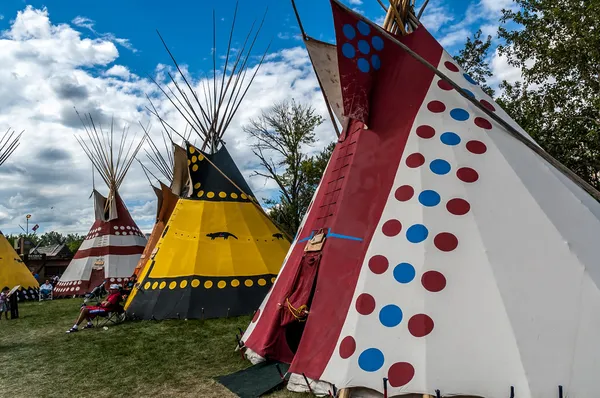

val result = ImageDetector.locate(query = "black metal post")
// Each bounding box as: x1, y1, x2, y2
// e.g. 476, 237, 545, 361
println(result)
435, 389, 441, 398
382, 377, 388, 398
302, 373, 313, 395
510, 386, 515, 398
558, 385, 563, 398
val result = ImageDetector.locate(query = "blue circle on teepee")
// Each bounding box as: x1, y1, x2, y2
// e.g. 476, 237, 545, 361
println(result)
358, 348, 385, 372
379, 304, 403, 327
430, 159, 451, 175
372, 36, 384, 51
450, 108, 470, 121
357, 58, 370, 73
393, 263, 415, 284
440, 132, 461, 146
358, 40, 370, 54
462, 88, 476, 98
357, 20, 371, 36
342, 43, 356, 59
406, 224, 429, 243
343, 24, 356, 40
418, 190, 441, 207
371, 54, 381, 70
464, 73, 478, 84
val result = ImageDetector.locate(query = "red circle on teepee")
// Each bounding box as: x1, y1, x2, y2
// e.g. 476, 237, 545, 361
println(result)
382, 220, 402, 237
416, 125, 435, 139
408, 314, 434, 337
444, 61, 459, 72
474, 117, 493, 130
395, 185, 414, 201
252, 309, 261, 323
356, 293, 376, 315
421, 271, 447, 292
437, 79, 453, 91
388, 362, 415, 387
480, 99, 496, 112
434, 232, 459, 252
466, 140, 487, 154
406, 153, 425, 168
446, 198, 470, 215
368, 255, 389, 274
339, 336, 356, 359
427, 101, 446, 113
457, 167, 479, 183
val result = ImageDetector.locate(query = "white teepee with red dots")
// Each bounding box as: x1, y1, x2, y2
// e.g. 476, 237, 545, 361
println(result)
241, 1, 600, 397
54, 116, 147, 297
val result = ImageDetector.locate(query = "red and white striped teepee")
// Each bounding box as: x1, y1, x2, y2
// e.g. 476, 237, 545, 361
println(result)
54, 117, 147, 297
242, 1, 600, 397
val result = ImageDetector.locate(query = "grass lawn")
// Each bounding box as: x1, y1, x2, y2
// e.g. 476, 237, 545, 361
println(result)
0, 298, 308, 398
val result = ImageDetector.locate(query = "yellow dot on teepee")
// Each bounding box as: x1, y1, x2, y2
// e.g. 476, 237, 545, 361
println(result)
191, 279, 200, 288
180, 280, 188, 289
192, 164, 199, 172
191, 155, 197, 163
144, 282, 151, 290
258, 278, 266, 286
197, 190, 204, 198
231, 279, 240, 287
152, 282, 158, 289
241, 193, 248, 200
204, 280, 213, 289
245, 279, 254, 287
207, 192, 215, 198
271, 277, 276, 283
217, 281, 226, 289
159, 281, 166, 289
194, 183, 201, 189
189, 146, 195, 154
231, 193, 238, 199
169, 281, 177, 290
187, 160, 191, 166
219, 192, 226, 198
198, 153, 204, 161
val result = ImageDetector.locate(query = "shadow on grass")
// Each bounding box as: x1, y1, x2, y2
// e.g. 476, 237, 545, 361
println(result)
0, 299, 308, 398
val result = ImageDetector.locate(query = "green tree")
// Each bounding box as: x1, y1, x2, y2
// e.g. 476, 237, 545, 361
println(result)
65, 234, 85, 253
244, 100, 331, 236
454, 29, 495, 97
497, 0, 600, 189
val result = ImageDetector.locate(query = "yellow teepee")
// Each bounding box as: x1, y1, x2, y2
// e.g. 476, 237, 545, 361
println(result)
125, 8, 290, 320
0, 232, 39, 297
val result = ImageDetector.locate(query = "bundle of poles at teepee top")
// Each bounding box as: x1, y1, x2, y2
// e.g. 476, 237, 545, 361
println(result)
146, 0, 270, 155
379, 0, 429, 36
75, 112, 146, 203
0, 128, 22, 167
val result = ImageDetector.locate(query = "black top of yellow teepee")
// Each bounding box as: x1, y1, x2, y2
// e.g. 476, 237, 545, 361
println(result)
0, 128, 22, 167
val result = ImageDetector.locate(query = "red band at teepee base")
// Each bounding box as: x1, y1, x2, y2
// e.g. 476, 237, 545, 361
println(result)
243, 1, 443, 381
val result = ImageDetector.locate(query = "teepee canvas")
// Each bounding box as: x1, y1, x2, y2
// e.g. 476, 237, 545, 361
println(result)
0, 128, 39, 301
54, 117, 147, 297
242, 2, 600, 397
131, 127, 190, 278
125, 7, 290, 320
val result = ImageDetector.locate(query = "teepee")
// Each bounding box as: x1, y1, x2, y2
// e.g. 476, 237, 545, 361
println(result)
53, 116, 147, 297
0, 129, 39, 301
125, 4, 290, 320
242, 1, 600, 397
131, 123, 191, 278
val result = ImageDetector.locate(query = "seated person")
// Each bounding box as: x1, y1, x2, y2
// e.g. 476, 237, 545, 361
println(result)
66, 284, 122, 333
40, 280, 53, 299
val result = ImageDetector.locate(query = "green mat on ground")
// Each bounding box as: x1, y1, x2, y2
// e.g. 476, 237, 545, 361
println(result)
217, 361, 290, 397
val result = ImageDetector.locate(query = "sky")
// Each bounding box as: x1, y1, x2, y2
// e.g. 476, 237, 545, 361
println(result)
0, 0, 523, 236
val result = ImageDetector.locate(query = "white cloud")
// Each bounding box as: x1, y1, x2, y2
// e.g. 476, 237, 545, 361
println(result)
0, 6, 335, 236
71, 14, 137, 53
439, 28, 470, 48
348, 0, 363, 4
104, 65, 134, 80
420, 5, 454, 33
480, 0, 514, 14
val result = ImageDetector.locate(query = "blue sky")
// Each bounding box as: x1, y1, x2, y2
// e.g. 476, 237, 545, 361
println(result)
0, 0, 509, 77
0, 0, 521, 235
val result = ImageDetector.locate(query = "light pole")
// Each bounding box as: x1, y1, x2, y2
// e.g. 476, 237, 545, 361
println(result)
26, 214, 31, 234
